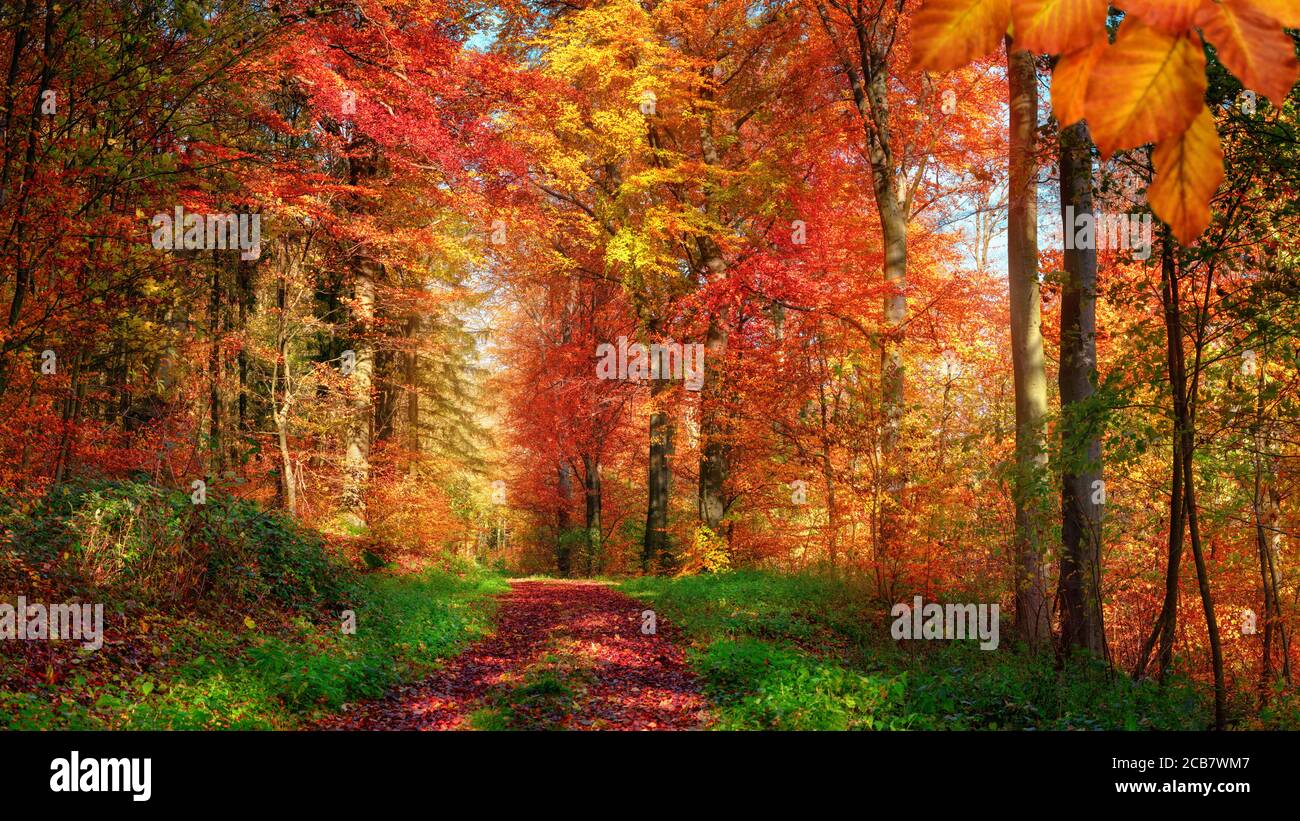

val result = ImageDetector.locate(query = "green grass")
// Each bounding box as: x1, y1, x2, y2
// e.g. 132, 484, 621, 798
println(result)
469, 653, 590, 731
1, 567, 507, 730
1, 478, 510, 730
620, 570, 1209, 731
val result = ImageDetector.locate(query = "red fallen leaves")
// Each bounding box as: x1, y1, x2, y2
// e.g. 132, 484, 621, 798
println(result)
319, 581, 710, 731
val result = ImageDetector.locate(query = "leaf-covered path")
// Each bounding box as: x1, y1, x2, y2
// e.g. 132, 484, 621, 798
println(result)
320, 580, 710, 730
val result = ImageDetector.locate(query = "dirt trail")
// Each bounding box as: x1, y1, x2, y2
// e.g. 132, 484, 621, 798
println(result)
320, 580, 710, 730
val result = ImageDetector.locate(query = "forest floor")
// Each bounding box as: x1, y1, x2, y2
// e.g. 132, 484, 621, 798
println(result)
1, 473, 1260, 734
318, 580, 711, 730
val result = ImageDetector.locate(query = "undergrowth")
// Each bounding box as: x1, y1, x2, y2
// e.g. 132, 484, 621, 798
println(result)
621, 570, 1214, 731
0, 479, 506, 729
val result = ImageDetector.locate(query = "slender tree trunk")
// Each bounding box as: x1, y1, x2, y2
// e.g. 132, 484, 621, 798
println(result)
695, 88, 730, 540
375, 344, 395, 443
822, 444, 838, 571
556, 462, 573, 576
817, 374, 839, 571
406, 315, 420, 477
1183, 420, 1225, 729
1172, 240, 1226, 729
644, 370, 672, 572
0, 0, 54, 395
1246, 349, 1288, 694
236, 254, 252, 468
1057, 121, 1107, 658
51, 347, 82, 486
276, 411, 296, 514
208, 258, 224, 475
0, 0, 38, 196
274, 268, 296, 514
697, 310, 729, 533
5, 0, 52, 322
583, 452, 602, 575
1133, 232, 1226, 728
1253, 448, 1290, 694
812, 1, 909, 586
342, 147, 378, 525
343, 258, 376, 524
1134, 237, 1186, 682
1249, 353, 1290, 694
16, 373, 38, 474
873, 81, 908, 575
853, 12, 907, 577
1007, 40, 1050, 647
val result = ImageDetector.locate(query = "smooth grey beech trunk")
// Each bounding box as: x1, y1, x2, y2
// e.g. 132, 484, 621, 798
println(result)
1007, 41, 1050, 648
1057, 120, 1107, 658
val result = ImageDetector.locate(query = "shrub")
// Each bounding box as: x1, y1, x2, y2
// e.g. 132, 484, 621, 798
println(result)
3, 479, 345, 611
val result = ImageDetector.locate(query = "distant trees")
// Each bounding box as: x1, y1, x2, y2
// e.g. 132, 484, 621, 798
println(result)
0, 0, 510, 557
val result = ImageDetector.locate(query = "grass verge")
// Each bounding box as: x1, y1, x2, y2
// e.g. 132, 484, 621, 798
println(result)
1, 567, 506, 729
1, 479, 507, 729
620, 570, 1210, 731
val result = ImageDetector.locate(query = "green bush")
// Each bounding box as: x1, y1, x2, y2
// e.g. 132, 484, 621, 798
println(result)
1, 478, 507, 730
3, 479, 345, 610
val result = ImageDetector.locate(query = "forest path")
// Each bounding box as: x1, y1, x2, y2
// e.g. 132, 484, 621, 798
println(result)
320, 580, 711, 730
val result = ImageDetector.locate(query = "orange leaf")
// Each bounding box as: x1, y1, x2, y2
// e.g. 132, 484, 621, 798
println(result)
1051, 36, 1108, 126
1239, 0, 1300, 27
1011, 0, 1108, 54
1120, 0, 1203, 34
1148, 105, 1224, 244
1085, 18, 1206, 157
1195, 0, 1299, 105
910, 0, 1012, 72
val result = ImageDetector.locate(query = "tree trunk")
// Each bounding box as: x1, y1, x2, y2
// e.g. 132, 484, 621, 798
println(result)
695, 88, 731, 540
817, 372, 839, 571
697, 311, 729, 533
1, 0, 53, 349
208, 257, 224, 475
274, 267, 296, 514
375, 343, 396, 443
1183, 412, 1225, 729
235, 254, 253, 469
1170, 237, 1226, 729
872, 66, 908, 565
643, 373, 672, 572
556, 462, 573, 576
51, 348, 83, 486
1253, 437, 1289, 694
1057, 120, 1107, 658
0, 0, 38, 198
1134, 236, 1186, 683
342, 147, 378, 525
1133, 231, 1226, 729
812, 0, 909, 585
342, 258, 376, 524
583, 452, 602, 575
276, 410, 296, 514
1250, 353, 1290, 695
406, 315, 420, 476
1007, 40, 1050, 648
